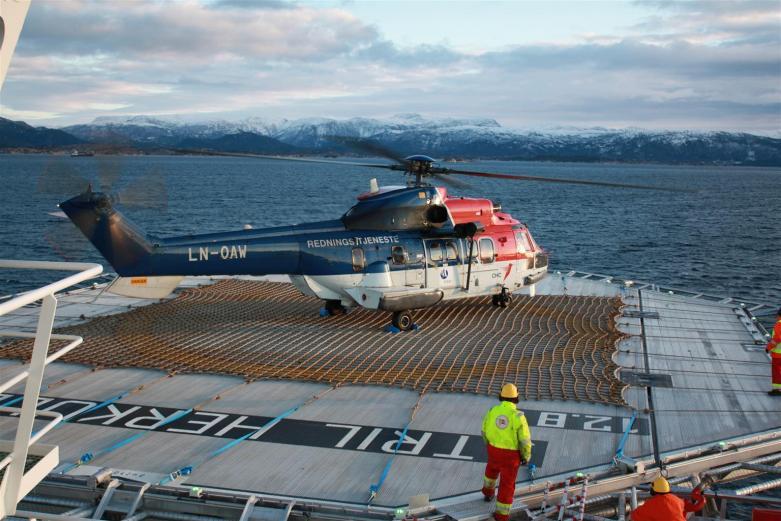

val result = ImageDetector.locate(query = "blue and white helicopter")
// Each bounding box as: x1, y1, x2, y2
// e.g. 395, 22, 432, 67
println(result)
57, 149, 673, 330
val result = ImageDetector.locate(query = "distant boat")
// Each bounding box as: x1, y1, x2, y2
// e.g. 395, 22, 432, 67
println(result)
71, 149, 95, 157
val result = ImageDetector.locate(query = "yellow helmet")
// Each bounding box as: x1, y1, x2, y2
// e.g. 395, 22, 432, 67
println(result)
500, 383, 519, 399
652, 476, 670, 494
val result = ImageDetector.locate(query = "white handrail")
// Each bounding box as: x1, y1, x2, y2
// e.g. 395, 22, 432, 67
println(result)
0, 261, 102, 315
0, 333, 84, 395
0, 410, 64, 473
0, 259, 103, 517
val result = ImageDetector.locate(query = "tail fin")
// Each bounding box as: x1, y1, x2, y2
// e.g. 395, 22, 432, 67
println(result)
59, 189, 153, 275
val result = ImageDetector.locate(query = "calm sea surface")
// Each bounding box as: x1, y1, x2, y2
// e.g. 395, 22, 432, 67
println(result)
1, 154, 778, 305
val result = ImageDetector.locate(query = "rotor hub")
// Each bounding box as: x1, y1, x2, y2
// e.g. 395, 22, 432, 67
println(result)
403, 155, 437, 186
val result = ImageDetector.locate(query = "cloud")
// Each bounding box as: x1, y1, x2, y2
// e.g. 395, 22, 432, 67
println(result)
634, 0, 781, 47
17, 0, 378, 62
1, 0, 778, 134
481, 39, 780, 79
209, 0, 293, 9
0, 104, 60, 121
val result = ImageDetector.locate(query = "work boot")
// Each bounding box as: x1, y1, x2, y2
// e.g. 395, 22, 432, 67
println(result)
483, 494, 494, 502
768, 389, 781, 396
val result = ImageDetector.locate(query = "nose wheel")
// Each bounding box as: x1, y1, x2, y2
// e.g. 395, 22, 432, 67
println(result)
391, 310, 414, 331
491, 287, 513, 308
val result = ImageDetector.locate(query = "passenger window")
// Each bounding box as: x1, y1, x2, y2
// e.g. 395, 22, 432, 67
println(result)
465, 238, 479, 263
391, 245, 407, 265
428, 241, 443, 264
352, 247, 365, 272
445, 241, 459, 261
479, 238, 495, 263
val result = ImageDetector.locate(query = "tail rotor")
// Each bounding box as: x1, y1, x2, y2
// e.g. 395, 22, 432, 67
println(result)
37, 156, 168, 262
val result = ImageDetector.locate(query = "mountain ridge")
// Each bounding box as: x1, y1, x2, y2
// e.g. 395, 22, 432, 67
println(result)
1, 115, 779, 165
0, 117, 83, 148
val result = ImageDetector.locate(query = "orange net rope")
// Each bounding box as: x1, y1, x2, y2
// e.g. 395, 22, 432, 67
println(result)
0, 280, 628, 404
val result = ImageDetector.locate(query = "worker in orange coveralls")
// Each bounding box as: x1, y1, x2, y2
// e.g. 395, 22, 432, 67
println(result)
631, 476, 705, 521
766, 308, 781, 396
481, 383, 532, 521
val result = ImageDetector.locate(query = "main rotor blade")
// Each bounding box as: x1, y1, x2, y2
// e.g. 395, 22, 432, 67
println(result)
432, 173, 472, 190
324, 136, 409, 166
440, 167, 692, 192
172, 148, 401, 170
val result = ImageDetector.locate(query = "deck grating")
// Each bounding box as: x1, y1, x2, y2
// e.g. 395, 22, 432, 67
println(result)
0, 280, 628, 404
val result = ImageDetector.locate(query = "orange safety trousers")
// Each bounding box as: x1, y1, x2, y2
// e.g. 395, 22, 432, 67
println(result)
482, 444, 521, 521
772, 355, 781, 389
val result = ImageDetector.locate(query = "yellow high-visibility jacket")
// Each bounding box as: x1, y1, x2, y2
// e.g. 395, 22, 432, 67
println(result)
481, 400, 532, 461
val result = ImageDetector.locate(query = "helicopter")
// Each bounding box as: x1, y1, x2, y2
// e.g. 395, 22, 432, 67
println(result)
57, 145, 679, 331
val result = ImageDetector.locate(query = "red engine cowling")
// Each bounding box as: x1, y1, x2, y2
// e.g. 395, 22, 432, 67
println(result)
445, 197, 497, 226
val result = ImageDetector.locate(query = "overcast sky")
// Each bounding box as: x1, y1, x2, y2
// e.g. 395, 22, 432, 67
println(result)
1, 0, 779, 134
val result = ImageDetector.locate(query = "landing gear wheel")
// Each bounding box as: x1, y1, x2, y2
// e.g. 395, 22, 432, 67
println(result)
392, 311, 413, 331
493, 287, 513, 308
325, 300, 346, 316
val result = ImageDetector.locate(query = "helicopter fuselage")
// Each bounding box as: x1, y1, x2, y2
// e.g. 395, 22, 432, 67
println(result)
59, 185, 548, 316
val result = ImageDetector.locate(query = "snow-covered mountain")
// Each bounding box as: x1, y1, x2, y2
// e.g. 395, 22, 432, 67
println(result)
52, 114, 781, 165
64, 114, 501, 145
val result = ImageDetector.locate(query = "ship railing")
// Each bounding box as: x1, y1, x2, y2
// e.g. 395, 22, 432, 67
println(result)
12, 438, 781, 520
561, 269, 776, 337
0, 260, 103, 519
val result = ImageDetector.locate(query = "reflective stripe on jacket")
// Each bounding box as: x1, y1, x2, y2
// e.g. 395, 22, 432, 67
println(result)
768, 319, 781, 358
481, 400, 532, 460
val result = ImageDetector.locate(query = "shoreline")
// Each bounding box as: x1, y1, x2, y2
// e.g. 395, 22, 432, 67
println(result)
1, 150, 779, 168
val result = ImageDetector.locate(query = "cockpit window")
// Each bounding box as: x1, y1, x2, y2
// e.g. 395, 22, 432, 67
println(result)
521, 233, 533, 252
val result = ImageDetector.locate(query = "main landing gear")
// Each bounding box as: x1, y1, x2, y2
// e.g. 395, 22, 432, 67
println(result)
391, 310, 414, 331
324, 300, 347, 316
491, 287, 513, 308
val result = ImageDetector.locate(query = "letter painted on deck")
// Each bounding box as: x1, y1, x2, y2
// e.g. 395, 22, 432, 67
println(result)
168, 412, 228, 435
78, 404, 142, 425
326, 424, 362, 448
381, 430, 432, 455
433, 435, 474, 460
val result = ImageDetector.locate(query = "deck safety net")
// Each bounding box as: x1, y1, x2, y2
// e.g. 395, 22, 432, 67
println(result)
0, 280, 628, 405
